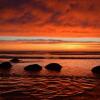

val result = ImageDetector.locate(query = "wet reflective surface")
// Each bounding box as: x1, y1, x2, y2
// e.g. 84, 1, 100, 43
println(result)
0, 76, 99, 100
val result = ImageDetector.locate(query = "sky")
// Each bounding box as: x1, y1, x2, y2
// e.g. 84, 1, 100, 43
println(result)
0, 0, 100, 38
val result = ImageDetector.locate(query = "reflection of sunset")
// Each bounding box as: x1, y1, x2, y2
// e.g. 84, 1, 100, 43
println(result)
0, 41, 100, 52
59, 43, 86, 51
0, 1, 100, 100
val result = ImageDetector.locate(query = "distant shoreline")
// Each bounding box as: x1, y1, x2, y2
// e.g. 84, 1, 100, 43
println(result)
0, 56, 100, 59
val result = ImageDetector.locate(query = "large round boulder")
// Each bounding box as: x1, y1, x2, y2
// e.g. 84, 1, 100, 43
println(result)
45, 63, 62, 71
92, 66, 100, 74
24, 64, 42, 71
0, 62, 12, 68
10, 58, 20, 63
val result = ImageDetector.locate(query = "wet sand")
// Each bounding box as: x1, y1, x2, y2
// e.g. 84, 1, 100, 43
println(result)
0, 55, 100, 100
0, 76, 100, 100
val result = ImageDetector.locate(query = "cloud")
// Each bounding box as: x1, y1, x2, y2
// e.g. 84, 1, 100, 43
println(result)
0, 0, 99, 26
0, 0, 100, 37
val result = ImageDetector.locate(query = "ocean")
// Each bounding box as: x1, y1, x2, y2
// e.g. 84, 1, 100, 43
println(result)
0, 55, 100, 77
0, 41, 100, 100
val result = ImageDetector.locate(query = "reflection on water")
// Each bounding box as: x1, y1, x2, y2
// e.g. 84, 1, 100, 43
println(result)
0, 55, 100, 99
0, 68, 11, 76
0, 57, 100, 77
0, 41, 100, 99
0, 76, 99, 100
0, 41, 100, 52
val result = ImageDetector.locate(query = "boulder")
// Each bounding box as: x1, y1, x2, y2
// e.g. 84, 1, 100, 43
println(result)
45, 63, 62, 71
24, 64, 42, 71
0, 62, 12, 68
10, 58, 20, 63
92, 66, 100, 74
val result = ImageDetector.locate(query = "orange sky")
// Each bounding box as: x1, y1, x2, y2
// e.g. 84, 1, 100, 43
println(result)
0, 0, 100, 38
0, 24, 100, 38
0, 41, 100, 52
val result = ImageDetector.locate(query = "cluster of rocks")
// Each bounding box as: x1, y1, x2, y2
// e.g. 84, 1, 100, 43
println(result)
24, 63, 62, 72
0, 58, 62, 71
0, 58, 100, 75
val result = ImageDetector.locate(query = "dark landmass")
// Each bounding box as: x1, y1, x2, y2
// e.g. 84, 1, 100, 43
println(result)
0, 56, 100, 59
0, 50, 100, 55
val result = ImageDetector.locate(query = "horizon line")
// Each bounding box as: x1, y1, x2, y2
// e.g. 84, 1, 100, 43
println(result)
0, 36, 100, 42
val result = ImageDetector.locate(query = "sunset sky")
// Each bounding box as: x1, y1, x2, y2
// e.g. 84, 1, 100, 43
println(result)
0, 0, 100, 38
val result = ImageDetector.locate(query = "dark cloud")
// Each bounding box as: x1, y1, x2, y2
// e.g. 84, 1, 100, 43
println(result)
0, 29, 24, 32
0, 0, 32, 9
0, 0, 100, 28
2, 12, 38, 24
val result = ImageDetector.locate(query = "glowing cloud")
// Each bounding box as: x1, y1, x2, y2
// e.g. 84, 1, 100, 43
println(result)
0, 0, 100, 37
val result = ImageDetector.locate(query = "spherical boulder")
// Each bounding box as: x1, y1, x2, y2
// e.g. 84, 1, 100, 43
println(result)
45, 63, 62, 71
24, 64, 42, 71
0, 62, 12, 68
10, 58, 20, 63
92, 66, 100, 74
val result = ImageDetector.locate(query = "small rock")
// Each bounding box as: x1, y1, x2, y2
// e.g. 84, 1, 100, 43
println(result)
24, 64, 42, 71
10, 58, 20, 63
92, 66, 100, 74
45, 63, 62, 71
0, 62, 12, 68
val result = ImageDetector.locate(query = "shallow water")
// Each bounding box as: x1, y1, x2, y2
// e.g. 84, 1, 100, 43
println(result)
0, 76, 100, 100
0, 55, 100, 100
0, 58, 100, 77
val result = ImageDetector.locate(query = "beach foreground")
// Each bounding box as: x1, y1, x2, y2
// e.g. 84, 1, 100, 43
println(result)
0, 48, 100, 100
0, 76, 100, 100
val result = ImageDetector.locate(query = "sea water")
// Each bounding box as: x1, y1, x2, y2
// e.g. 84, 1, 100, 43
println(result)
0, 53, 100, 77
0, 42, 100, 99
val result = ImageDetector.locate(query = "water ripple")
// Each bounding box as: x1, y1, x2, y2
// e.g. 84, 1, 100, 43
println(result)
0, 76, 99, 100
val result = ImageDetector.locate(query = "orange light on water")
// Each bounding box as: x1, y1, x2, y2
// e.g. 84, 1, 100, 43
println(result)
57, 43, 86, 51
0, 41, 100, 52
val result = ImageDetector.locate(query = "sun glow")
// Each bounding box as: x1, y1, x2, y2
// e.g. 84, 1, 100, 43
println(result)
0, 41, 100, 52
59, 43, 86, 51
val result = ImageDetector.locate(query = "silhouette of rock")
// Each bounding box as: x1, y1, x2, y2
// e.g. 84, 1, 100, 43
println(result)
24, 64, 42, 71
45, 63, 62, 71
10, 58, 20, 63
0, 62, 12, 68
92, 66, 100, 74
